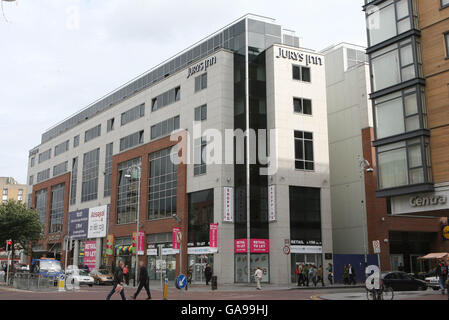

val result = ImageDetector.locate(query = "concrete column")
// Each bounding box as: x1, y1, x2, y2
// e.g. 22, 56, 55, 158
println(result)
73, 240, 79, 266
96, 238, 102, 268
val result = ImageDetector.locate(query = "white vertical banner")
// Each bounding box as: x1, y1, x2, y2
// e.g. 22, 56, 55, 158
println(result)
268, 185, 276, 222
223, 187, 234, 222
88, 205, 108, 239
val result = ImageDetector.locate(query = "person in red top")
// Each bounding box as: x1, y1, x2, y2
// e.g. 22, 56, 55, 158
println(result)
123, 265, 129, 286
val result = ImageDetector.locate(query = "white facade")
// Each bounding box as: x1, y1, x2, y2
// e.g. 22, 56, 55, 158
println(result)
322, 43, 373, 255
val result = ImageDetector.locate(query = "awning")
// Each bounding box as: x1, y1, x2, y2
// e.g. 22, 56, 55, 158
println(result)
418, 253, 449, 260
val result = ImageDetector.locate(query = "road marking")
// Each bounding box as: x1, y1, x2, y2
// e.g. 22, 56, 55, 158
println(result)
310, 295, 323, 300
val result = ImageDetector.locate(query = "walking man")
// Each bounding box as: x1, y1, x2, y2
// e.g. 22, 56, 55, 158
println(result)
317, 265, 325, 287
106, 261, 126, 300
123, 265, 129, 286
348, 264, 356, 285
436, 260, 448, 294
131, 260, 151, 300
204, 264, 213, 286
254, 266, 263, 290
303, 264, 310, 287
327, 263, 333, 285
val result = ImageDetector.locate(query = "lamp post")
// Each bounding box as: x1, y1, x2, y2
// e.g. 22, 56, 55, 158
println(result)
172, 214, 183, 277
124, 164, 141, 287
359, 155, 373, 266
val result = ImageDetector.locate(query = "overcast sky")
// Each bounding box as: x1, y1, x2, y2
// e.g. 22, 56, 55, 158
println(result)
0, 0, 366, 184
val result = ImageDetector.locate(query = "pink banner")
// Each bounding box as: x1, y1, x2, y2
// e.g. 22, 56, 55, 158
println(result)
209, 224, 218, 248
250, 239, 269, 253
234, 239, 247, 253
84, 240, 96, 271
172, 227, 181, 250
138, 231, 145, 254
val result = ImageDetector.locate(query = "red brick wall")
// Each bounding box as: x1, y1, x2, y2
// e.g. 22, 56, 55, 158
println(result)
361, 127, 449, 270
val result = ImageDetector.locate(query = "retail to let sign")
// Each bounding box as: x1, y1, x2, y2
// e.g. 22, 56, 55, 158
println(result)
268, 185, 276, 222
250, 239, 269, 253
209, 223, 218, 248
234, 239, 247, 253
84, 241, 96, 270
223, 187, 234, 222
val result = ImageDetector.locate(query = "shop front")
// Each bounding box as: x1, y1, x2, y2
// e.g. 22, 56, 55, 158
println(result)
113, 237, 136, 278
187, 247, 217, 283
234, 239, 270, 283
147, 244, 178, 281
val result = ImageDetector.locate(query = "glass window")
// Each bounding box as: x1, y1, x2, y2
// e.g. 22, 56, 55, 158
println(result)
38, 149, 51, 164
151, 116, 180, 140
81, 148, 100, 202
54, 140, 69, 157
445, 33, 449, 58
53, 161, 68, 177
194, 137, 207, 176
70, 157, 78, 205
35, 189, 47, 232
117, 158, 141, 225
292, 65, 311, 82
74, 135, 80, 148
107, 118, 115, 132
293, 98, 312, 115
294, 131, 314, 171
104, 143, 113, 197
194, 105, 207, 121
148, 148, 177, 220
188, 189, 213, 247
195, 73, 207, 92
120, 131, 144, 151
85, 124, 101, 143
37, 168, 50, 183
152, 87, 180, 112
50, 183, 65, 234
121, 104, 145, 126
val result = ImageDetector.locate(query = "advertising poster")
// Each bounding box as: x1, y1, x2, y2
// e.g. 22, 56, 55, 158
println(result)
223, 187, 233, 222
105, 235, 114, 256
84, 240, 96, 271
68, 209, 89, 240
250, 239, 269, 253
87, 205, 108, 239
172, 227, 181, 250
234, 239, 247, 253
209, 223, 218, 248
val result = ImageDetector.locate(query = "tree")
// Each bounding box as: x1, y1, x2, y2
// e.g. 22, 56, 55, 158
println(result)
0, 200, 42, 267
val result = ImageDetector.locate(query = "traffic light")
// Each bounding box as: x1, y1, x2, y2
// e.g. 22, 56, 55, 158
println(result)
5, 240, 12, 252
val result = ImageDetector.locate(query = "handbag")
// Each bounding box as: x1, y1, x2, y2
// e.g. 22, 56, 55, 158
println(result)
115, 284, 123, 293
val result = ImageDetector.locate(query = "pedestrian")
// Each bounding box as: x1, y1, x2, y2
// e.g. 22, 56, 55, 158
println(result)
348, 264, 356, 285
254, 266, 263, 290
436, 260, 448, 295
343, 265, 349, 285
106, 260, 126, 300
130, 260, 151, 300
318, 265, 325, 287
303, 264, 310, 287
296, 265, 302, 286
83, 264, 89, 272
3, 264, 6, 282
327, 263, 333, 285
186, 266, 193, 291
204, 264, 213, 285
308, 265, 315, 286
311, 265, 317, 287
123, 265, 129, 286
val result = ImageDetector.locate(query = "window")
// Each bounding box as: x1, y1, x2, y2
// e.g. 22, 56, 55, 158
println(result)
31, 157, 35, 168
148, 148, 177, 220
151, 116, 180, 140
188, 189, 213, 247
35, 189, 47, 232
445, 32, 449, 58
366, 0, 415, 47
53, 161, 68, 177
117, 158, 141, 225
50, 183, 65, 234
37, 169, 50, 183
194, 137, 207, 176
54, 140, 69, 157
74, 135, 80, 148
81, 148, 100, 202
121, 104, 145, 126
443, 0, 449, 9
289, 186, 322, 246
194, 105, 207, 121
107, 118, 115, 132
85, 124, 101, 143
2, 189, 7, 196
371, 38, 422, 92
374, 86, 426, 139
347, 48, 368, 68
292, 65, 311, 82
120, 131, 144, 152
294, 131, 314, 171
377, 138, 432, 189
29, 175, 34, 186
70, 157, 78, 205
293, 98, 312, 115
151, 87, 181, 112
38, 149, 51, 164
195, 73, 208, 92
104, 143, 113, 197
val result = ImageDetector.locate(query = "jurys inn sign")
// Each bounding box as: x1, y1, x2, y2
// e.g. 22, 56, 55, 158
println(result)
275, 47, 323, 66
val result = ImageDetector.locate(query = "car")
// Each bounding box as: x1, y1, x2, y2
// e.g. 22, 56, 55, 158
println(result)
89, 268, 114, 285
381, 271, 427, 291
65, 268, 95, 287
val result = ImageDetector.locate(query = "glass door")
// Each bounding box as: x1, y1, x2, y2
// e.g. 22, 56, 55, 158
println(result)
410, 254, 424, 274
390, 254, 404, 271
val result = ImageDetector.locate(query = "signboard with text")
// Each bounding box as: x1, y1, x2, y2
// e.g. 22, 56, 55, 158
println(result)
84, 241, 96, 270
172, 227, 181, 250
209, 223, 218, 248
224, 187, 234, 222
250, 239, 269, 253
88, 205, 108, 239
234, 239, 247, 253
268, 185, 276, 222
68, 209, 89, 240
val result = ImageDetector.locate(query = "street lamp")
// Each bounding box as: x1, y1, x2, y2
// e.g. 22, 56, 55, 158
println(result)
172, 214, 183, 277
359, 155, 373, 266
124, 164, 141, 287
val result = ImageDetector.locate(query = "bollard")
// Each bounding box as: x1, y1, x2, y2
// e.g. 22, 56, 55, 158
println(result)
211, 276, 218, 291
163, 277, 168, 300
58, 275, 66, 292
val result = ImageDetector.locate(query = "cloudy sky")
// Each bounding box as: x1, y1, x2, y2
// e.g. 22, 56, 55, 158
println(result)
0, 0, 366, 184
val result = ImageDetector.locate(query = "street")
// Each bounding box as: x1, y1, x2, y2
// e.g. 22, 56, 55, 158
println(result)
0, 283, 446, 301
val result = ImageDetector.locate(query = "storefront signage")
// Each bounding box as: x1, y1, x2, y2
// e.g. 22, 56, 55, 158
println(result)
250, 239, 269, 253
234, 239, 247, 253
268, 185, 276, 222
147, 248, 158, 256
409, 195, 447, 207
48, 234, 61, 242
275, 47, 323, 66
84, 241, 96, 270
187, 56, 217, 79
187, 247, 218, 255
162, 248, 179, 255
88, 205, 108, 239
132, 232, 145, 255
68, 209, 89, 240
443, 226, 449, 241
391, 191, 449, 215
209, 223, 218, 248
290, 245, 322, 254
172, 227, 181, 250
224, 187, 234, 222
105, 235, 114, 256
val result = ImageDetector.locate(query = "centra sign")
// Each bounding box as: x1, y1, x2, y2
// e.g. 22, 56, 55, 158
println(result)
409, 195, 448, 207
187, 56, 217, 78
275, 47, 323, 66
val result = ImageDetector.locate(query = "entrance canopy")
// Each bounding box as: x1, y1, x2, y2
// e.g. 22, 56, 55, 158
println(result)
418, 253, 449, 260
